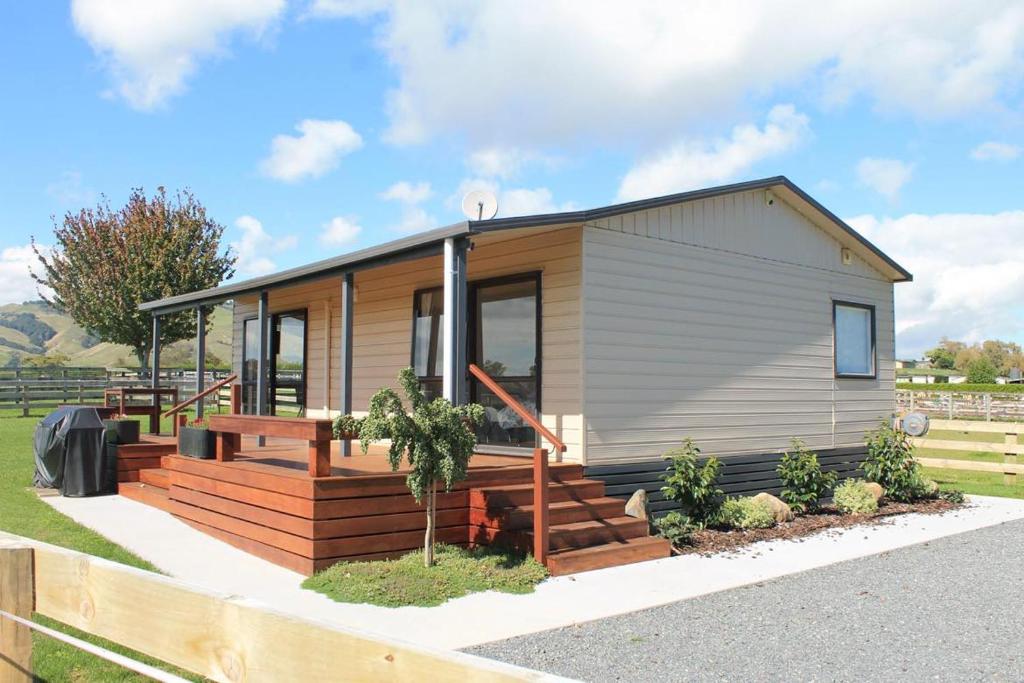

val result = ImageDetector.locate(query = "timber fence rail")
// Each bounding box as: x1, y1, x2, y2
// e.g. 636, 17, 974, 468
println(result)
0, 533, 568, 683
912, 418, 1024, 486
898, 389, 1024, 422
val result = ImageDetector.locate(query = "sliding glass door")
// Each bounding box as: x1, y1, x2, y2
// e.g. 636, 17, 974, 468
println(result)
470, 274, 540, 450
240, 310, 307, 416
410, 273, 541, 452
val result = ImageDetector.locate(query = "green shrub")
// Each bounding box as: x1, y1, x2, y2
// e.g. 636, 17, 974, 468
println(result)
718, 496, 776, 530
833, 479, 878, 515
777, 439, 837, 514
938, 488, 966, 504
660, 439, 723, 528
966, 357, 999, 384
332, 413, 363, 439
863, 421, 922, 502
652, 511, 695, 547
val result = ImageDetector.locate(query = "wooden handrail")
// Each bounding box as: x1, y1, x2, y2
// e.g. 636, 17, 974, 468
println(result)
162, 374, 237, 419
467, 363, 566, 452
468, 363, 560, 566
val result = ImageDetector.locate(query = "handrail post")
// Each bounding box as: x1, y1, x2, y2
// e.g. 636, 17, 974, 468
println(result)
230, 384, 242, 414
533, 447, 549, 566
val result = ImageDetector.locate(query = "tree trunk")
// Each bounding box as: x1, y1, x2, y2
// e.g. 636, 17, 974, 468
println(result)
424, 480, 436, 567
135, 347, 149, 377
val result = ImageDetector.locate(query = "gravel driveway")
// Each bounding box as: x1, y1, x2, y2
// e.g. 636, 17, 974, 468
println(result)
468, 518, 1024, 681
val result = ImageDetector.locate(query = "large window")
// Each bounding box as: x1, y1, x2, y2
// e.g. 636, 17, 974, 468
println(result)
241, 318, 260, 414
834, 301, 875, 378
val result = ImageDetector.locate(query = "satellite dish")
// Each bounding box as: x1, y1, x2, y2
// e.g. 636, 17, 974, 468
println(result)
902, 412, 930, 437
461, 190, 498, 221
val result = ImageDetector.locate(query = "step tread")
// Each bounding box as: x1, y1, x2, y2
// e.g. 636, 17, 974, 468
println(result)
508, 496, 625, 514
549, 515, 647, 534
548, 534, 670, 558
545, 535, 672, 575
474, 478, 600, 493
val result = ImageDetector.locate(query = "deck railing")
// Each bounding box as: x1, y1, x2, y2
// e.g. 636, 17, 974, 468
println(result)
163, 374, 238, 435
468, 363, 566, 566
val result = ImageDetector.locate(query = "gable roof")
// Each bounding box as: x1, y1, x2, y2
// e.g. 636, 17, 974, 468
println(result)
140, 176, 910, 314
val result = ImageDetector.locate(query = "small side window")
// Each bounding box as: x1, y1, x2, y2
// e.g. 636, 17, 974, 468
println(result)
834, 301, 876, 378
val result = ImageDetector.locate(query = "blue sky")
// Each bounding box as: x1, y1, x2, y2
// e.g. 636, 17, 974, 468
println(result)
0, 1, 1022, 358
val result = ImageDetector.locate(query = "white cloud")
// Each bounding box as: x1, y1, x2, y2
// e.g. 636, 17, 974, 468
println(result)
856, 157, 914, 201
306, 0, 388, 19
848, 210, 1024, 358
466, 147, 557, 180
618, 104, 809, 201
379, 181, 432, 204
379, 180, 436, 233
320, 216, 363, 246
259, 119, 363, 182
230, 215, 296, 276
451, 178, 576, 218
0, 244, 49, 305
71, 0, 285, 110
316, 2, 1024, 147
971, 141, 1021, 161
46, 172, 96, 206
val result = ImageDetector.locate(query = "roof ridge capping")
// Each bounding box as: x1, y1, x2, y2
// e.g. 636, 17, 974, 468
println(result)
140, 175, 910, 313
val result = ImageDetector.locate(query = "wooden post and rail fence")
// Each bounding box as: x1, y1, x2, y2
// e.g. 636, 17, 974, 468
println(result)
911, 418, 1024, 486
0, 534, 562, 682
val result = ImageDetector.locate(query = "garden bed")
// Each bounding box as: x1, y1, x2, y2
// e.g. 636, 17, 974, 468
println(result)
679, 498, 962, 556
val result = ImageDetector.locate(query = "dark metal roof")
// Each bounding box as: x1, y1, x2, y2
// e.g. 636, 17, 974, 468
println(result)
140, 175, 911, 314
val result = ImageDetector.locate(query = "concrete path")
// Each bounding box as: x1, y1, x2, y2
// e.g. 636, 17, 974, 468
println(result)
469, 515, 1024, 681
42, 493, 1024, 651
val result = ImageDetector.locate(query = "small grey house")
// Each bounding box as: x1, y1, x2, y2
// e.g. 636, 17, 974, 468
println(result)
142, 176, 909, 512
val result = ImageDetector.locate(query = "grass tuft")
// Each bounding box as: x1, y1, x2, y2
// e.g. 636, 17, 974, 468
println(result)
302, 544, 548, 607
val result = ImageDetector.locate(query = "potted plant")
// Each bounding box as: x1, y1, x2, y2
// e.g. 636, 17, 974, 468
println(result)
178, 417, 216, 459
103, 414, 140, 445
332, 414, 363, 440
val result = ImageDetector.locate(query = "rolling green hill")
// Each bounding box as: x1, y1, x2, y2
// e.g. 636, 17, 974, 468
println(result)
0, 301, 234, 369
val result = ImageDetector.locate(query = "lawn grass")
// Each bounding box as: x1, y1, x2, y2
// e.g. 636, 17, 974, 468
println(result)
0, 409, 203, 681
302, 544, 548, 607
923, 467, 1024, 500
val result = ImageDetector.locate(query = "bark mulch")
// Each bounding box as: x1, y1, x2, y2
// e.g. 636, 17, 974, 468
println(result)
679, 498, 961, 556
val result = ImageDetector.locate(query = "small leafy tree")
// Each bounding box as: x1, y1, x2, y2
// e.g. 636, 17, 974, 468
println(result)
359, 368, 484, 567
863, 420, 923, 502
31, 187, 235, 370
966, 356, 998, 383
777, 439, 836, 514
660, 438, 722, 528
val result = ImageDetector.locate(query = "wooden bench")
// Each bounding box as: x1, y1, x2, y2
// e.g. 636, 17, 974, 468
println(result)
207, 415, 335, 477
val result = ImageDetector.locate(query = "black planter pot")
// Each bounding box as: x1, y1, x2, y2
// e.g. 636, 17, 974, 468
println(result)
178, 426, 216, 459
103, 419, 140, 445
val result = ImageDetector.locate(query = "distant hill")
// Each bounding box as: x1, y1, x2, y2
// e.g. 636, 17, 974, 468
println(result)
0, 301, 234, 369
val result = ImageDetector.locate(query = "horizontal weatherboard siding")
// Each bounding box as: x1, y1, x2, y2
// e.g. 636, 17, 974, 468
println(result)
581, 189, 895, 466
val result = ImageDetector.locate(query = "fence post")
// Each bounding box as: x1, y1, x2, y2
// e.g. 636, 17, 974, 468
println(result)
909, 391, 915, 412
0, 547, 34, 683
986, 393, 992, 422
947, 394, 954, 420
1005, 433, 1018, 487
77, 383, 84, 404
20, 385, 28, 418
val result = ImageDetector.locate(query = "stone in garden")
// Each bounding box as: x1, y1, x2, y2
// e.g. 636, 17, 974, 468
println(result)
752, 492, 794, 522
863, 482, 884, 501
625, 488, 649, 520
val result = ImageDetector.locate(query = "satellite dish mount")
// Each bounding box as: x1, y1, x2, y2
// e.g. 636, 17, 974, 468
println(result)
462, 190, 498, 221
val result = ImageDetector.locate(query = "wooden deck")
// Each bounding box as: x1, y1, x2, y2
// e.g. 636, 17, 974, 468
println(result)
118, 434, 671, 576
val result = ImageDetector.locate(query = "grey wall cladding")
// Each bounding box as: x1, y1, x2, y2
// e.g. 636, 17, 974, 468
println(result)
585, 446, 869, 517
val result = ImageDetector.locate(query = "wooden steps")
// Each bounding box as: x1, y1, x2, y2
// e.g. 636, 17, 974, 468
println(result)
139, 468, 169, 489
547, 536, 672, 576
469, 478, 671, 575
114, 437, 178, 484
118, 482, 171, 512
